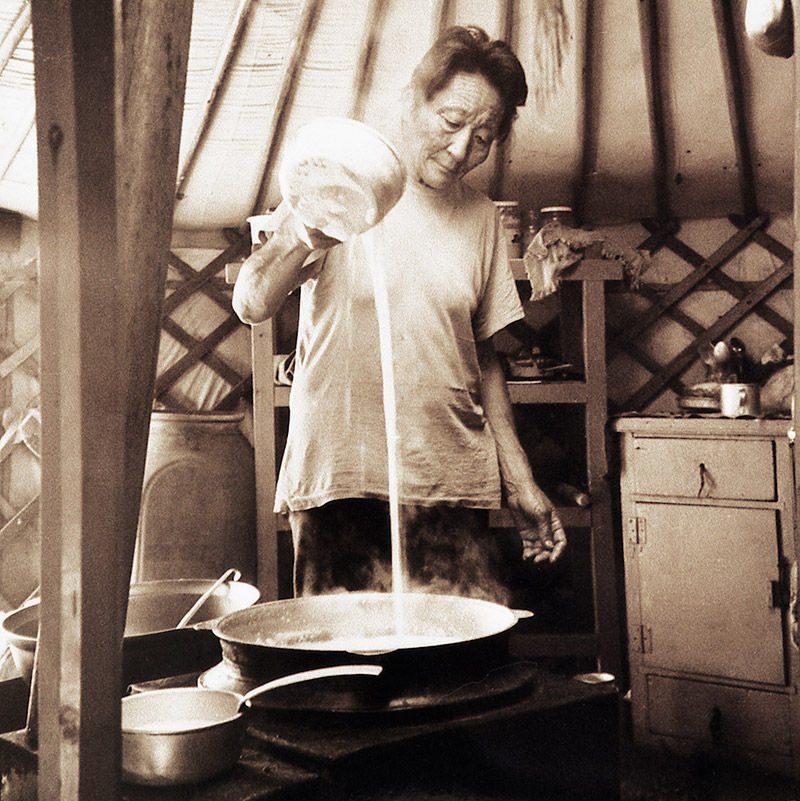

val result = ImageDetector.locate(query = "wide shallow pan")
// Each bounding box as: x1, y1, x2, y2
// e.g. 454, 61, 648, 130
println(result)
121, 664, 382, 786
1, 578, 260, 682
208, 592, 528, 710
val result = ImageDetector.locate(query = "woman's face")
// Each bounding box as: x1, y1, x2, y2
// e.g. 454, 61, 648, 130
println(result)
403, 72, 503, 191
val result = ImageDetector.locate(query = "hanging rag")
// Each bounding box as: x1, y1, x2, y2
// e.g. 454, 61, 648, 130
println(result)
523, 221, 648, 300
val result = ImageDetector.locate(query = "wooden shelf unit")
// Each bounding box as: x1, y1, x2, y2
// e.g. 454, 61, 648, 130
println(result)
248, 257, 625, 676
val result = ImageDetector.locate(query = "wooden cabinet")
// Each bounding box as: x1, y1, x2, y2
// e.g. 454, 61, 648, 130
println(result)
614, 416, 800, 775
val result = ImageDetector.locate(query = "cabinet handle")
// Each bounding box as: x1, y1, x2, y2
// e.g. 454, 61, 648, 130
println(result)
698, 462, 707, 497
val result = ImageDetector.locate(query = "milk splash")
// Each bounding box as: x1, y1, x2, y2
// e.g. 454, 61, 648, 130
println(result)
362, 225, 406, 630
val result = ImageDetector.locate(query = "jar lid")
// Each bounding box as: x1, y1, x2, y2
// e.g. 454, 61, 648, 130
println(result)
494, 200, 520, 207
540, 205, 573, 213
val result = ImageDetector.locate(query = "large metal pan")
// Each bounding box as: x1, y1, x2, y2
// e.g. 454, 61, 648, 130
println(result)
208, 592, 529, 710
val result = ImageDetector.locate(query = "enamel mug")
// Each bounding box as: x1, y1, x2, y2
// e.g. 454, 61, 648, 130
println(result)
720, 383, 761, 418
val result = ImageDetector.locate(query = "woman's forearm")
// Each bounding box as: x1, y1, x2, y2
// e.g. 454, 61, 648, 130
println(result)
232, 205, 316, 324
476, 338, 536, 497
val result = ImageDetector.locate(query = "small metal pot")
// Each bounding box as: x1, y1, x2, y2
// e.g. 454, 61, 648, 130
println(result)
121, 664, 382, 786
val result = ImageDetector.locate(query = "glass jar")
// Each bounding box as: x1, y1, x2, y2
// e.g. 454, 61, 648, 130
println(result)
494, 201, 523, 258
538, 205, 576, 229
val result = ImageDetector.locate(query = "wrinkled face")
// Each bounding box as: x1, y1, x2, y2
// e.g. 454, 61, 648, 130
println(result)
403, 72, 503, 190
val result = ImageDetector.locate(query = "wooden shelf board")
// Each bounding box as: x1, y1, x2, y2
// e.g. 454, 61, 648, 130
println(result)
275, 378, 589, 406
507, 380, 588, 404
490, 506, 591, 529
511, 258, 624, 282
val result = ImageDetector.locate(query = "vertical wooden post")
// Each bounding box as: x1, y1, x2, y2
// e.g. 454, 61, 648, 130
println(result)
32, 2, 124, 795
251, 322, 280, 599
30, 1, 192, 798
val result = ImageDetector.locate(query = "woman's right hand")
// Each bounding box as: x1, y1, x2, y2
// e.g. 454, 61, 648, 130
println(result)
275, 201, 342, 251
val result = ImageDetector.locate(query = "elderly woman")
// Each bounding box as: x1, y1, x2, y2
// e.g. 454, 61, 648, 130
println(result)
233, 25, 566, 603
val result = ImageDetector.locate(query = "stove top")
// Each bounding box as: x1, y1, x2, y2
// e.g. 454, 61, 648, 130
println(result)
198, 658, 538, 717
121, 670, 620, 801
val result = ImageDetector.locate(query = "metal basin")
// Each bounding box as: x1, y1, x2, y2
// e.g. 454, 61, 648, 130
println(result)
1, 578, 260, 683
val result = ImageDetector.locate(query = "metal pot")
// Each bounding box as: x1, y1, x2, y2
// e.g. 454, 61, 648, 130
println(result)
1, 578, 261, 683
208, 592, 526, 709
121, 664, 382, 786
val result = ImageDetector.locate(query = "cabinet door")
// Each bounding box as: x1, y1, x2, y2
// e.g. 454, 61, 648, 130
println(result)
634, 502, 785, 685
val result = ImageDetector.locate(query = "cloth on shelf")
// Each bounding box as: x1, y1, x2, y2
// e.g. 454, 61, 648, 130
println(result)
523, 221, 648, 300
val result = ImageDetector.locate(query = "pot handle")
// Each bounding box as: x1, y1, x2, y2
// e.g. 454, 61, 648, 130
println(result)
237, 664, 383, 711
177, 568, 241, 629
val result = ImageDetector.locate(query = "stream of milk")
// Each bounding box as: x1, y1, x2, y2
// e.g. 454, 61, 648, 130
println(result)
363, 226, 406, 631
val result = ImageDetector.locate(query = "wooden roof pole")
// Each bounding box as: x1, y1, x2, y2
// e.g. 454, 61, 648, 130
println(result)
0, 1, 30, 74
430, 0, 450, 43
30, 0, 192, 797
636, 0, 673, 226
175, 0, 256, 199
711, 0, 759, 221
348, 0, 389, 121
251, 0, 325, 217
574, 0, 593, 222
488, 0, 514, 201
0, 5, 33, 186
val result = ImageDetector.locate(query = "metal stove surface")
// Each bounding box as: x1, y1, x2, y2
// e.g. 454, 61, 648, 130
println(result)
199, 657, 538, 717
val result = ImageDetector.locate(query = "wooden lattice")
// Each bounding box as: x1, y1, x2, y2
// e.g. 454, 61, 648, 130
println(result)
610, 213, 793, 412
155, 230, 252, 412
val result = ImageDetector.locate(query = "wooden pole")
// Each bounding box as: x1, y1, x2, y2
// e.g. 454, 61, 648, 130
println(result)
636, 0, 672, 225
251, 0, 324, 216
488, 0, 514, 201
175, 0, 256, 198
30, 0, 192, 797
711, 0, 759, 221
348, 0, 389, 121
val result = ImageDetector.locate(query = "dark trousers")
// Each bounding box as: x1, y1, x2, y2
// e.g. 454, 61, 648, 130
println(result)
288, 499, 520, 604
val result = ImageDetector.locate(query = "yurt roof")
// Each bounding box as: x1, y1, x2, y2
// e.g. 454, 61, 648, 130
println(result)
0, 0, 795, 230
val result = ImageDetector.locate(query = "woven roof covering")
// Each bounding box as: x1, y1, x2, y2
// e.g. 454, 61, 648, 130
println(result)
0, 0, 794, 229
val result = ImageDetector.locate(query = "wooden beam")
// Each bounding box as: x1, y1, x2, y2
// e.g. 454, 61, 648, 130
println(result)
488, 0, 514, 201
641, 217, 793, 339
0, 1, 30, 75
31, 0, 193, 798
251, 0, 325, 216
636, 0, 672, 224
154, 315, 241, 400
574, 0, 594, 222
711, 0, 759, 220
430, 0, 450, 42
175, 0, 256, 199
623, 257, 793, 410
608, 214, 768, 355
348, 0, 389, 121
32, 1, 126, 795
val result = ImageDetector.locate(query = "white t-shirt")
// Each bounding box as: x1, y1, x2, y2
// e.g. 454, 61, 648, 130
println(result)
274, 178, 524, 513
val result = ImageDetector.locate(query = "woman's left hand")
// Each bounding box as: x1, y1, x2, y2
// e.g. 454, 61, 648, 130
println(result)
509, 487, 567, 563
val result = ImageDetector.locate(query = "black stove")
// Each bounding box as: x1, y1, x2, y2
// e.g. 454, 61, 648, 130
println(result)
120, 667, 620, 801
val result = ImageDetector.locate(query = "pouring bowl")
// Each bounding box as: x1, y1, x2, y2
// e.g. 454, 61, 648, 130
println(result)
279, 116, 406, 242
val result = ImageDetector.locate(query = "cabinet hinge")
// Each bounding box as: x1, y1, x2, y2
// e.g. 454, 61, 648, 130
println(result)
770, 561, 791, 609
634, 624, 652, 654
627, 516, 646, 547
